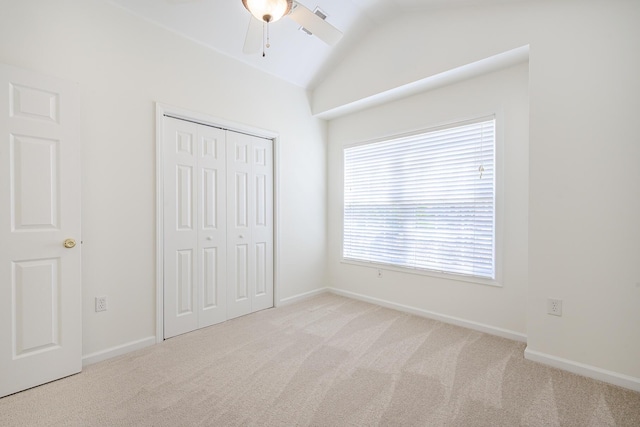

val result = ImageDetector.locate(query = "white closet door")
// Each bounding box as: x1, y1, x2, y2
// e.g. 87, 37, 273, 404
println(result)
0, 63, 82, 397
251, 136, 274, 312
164, 118, 198, 338
227, 132, 273, 319
197, 124, 227, 328
226, 132, 252, 319
164, 115, 273, 335
163, 117, 226, 338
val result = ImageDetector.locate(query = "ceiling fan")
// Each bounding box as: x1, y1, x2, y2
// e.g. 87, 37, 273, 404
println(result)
241, 0, 343, 55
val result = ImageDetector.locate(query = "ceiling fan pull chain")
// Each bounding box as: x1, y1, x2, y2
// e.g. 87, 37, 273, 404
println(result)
262, 21, 271, 57
266, 21, 271, 49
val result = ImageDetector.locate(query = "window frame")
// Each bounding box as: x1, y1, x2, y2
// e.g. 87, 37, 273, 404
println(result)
340, 115, 503, 287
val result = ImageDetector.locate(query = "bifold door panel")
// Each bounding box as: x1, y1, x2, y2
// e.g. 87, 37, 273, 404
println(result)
226, 131, 273, 320
163, 119, 227, 338
163, 117, 273, 338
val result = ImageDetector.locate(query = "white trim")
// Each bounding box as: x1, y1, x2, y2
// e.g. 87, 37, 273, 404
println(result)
273, 131, 281, 308
82, 336, 156, 367
279, 287, 330, 306
155, 104, 164, 344
155, 102, 280, 343
313, 45, 529, 120
158, 104, 280, 141
340, 260, 502, 288
327, 288, 527, 342
524, 348, 640, 393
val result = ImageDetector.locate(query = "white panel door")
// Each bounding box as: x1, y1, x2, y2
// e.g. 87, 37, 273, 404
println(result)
226, 132, 273, 319
250, 137, 274, 312
197, 124, 227, 328
163, 117, 226, 338
226, 132, 252, 319
0, 63, 81, 398
163, 118, 198, 338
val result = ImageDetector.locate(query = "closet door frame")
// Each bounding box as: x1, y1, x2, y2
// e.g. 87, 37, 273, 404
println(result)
155, 103, 280, 343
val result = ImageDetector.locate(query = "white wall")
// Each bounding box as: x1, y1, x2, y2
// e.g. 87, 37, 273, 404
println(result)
0, 0, 327, 357
318, 0, 640, 382
526, 0, 640, 381
327, 63, 530, 337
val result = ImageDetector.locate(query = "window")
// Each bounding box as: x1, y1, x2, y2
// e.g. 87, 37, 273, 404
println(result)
343, 118, 495, 280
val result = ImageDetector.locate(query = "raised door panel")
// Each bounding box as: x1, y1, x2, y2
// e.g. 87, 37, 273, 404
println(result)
10, 83, 59, 123
176, 165, 194, 231
202, 247, 218, 308
234, 172, 248, 228
13, 259, 60, 356
175, 250, 194, 316
235, 244, 249, 300
254, 243, 267, 297
201, 168, 217, 230
0, 63, 81, 398
10, 135, 59, 231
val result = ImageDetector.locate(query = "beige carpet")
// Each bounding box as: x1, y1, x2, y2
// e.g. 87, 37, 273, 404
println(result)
1, 293, 639, 426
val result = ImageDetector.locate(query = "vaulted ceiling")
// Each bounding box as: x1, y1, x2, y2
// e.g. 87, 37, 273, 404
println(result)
107, 0, 526, 89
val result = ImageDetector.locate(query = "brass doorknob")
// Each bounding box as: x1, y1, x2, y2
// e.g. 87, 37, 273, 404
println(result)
63, 238, 76, 249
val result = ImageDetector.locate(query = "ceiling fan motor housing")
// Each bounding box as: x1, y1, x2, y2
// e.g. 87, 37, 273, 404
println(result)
242, 0, 293, 23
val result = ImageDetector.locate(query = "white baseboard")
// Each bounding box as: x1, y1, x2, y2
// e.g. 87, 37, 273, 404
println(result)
524, 347, 640, 392
327, 288, 527, 343
278, 287, 330, 306
82, 336, 156, 367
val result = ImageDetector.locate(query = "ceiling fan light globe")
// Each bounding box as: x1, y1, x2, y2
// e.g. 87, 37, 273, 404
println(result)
242, 0, 292, 23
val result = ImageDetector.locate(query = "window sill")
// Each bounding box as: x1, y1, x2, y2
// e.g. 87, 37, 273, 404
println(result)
340, 259, 502, 288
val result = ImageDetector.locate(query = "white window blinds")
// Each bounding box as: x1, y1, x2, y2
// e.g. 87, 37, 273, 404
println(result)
343, 118, 495, 279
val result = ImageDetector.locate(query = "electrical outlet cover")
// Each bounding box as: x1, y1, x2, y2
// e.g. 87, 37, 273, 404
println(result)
95, 296, 107, 312
547, 298, 562, 316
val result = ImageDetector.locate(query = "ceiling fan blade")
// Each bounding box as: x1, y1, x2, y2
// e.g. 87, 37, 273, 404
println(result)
243, 17, 262, 54
288, 3, 343, 46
